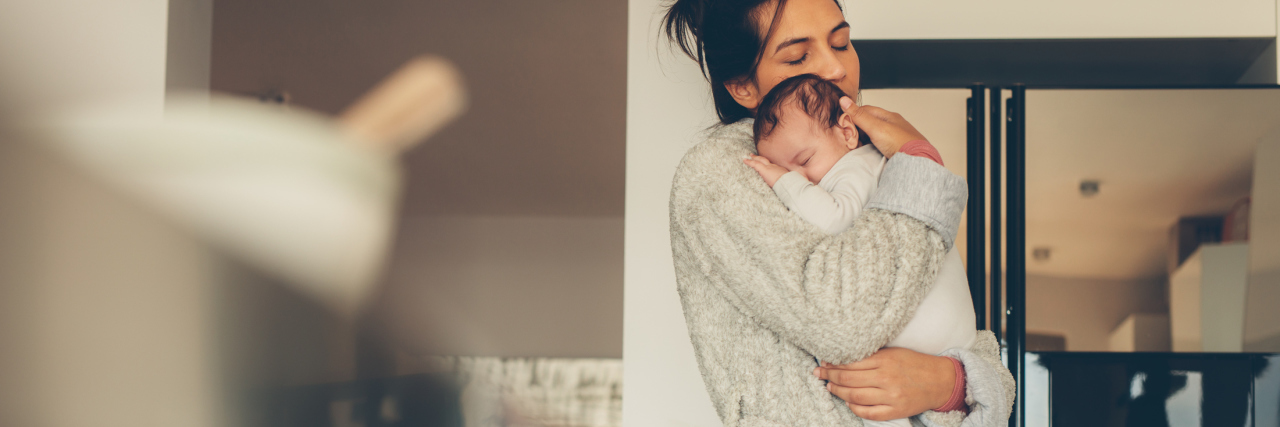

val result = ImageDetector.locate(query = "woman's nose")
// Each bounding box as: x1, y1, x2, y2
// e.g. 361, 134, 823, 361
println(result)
813, 49, 847, 83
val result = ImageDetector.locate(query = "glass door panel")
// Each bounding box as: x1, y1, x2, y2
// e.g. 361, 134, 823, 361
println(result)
1022, 88, 1280, 355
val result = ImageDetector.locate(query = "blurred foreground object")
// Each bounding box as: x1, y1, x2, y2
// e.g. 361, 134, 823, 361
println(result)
29, 55, 466, 313
0, 55, 466, 427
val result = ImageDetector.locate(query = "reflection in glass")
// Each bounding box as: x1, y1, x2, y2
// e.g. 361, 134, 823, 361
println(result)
1022, 89, 1280, 353
1029, 352, 1275, 426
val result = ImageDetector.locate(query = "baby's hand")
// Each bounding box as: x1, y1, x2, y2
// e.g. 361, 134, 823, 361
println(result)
743, 154, 788, 187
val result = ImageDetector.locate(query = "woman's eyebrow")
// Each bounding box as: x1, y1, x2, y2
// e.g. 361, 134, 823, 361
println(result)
831, 21, 850, 35
773, 36, 811, 54
772, 22, 851, 55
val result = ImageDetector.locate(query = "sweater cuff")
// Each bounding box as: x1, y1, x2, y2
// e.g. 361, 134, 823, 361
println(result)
865, 154, 967, 250
935, 356, 969, 413
900, 139, 944, 166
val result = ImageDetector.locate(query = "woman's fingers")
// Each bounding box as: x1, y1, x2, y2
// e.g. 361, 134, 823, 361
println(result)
816, 348, 957, 418
849, 106, 899, 140
850, 104, 891, 122
847, 403, 901, 422
839, 96, 855, 112
848, 105, 928, 158
817, 365, 880, 388
827, 377, 904, 421
835, 353, 883, 370
813, 353, 880, 382
828, 383, 889, 405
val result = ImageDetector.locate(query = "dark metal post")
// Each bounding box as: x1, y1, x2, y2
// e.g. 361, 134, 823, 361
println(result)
1006, 85, 1027, 427
989, 87, 1003, 341
966, 84, 986, 331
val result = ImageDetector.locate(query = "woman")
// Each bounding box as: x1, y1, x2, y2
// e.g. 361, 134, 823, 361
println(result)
662, 0, 1015, 425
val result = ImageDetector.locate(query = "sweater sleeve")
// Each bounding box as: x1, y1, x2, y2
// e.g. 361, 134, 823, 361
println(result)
669, 126, 966, 365
916, 331, 1017, 427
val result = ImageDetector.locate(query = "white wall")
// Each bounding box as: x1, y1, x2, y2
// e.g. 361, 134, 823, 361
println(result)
0, 141, 224, 427
1108, 313, 1171, 352
0, 0, 170, 118
624, 0, 723, 425
0, 1, 220, 425
1199, 245, 1251, 352
1245, 125, 1280, 351
376, 215, 624, 358
843, 0, 1275, 40
1170, 243, 1250, 352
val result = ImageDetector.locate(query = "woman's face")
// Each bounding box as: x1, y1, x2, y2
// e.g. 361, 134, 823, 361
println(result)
727, 0, 860, 112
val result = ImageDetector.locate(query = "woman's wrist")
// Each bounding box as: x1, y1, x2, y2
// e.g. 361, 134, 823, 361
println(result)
922, 354, 957, 410
898, 139, 943, 166
934, 356, 969, 413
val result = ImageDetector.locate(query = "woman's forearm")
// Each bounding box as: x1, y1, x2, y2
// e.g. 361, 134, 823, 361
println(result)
819, 333, 1013, 426
935, 356, 969, 413
923, 332, 1016, 427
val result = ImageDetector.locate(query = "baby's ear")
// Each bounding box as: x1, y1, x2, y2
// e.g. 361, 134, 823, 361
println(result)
837, 113, 860, 149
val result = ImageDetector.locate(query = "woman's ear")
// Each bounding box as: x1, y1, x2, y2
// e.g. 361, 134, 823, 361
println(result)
724, 77, 762, 110
838, 113, 860, 149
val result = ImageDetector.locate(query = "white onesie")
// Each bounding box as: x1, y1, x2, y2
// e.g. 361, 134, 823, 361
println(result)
771, 145, 978, 426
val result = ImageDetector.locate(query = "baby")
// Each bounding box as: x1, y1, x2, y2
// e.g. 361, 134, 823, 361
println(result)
744, 74, 977, 426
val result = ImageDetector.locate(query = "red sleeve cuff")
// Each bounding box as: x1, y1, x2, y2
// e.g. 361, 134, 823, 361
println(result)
899, 139, 944, 166
934, 356, 969, 413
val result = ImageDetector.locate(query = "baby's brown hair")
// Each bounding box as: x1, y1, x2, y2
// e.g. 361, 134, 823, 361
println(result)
752, 74, 846, 146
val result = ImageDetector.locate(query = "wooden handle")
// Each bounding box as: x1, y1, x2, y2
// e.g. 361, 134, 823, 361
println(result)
338, 56, 467, 152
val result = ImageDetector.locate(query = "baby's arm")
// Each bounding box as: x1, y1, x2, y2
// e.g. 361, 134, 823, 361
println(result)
744, 154, 873, 235
773, 165, 876, 236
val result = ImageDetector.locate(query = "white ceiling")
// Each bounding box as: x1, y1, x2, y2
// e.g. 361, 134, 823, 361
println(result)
866, 88, 1273, 281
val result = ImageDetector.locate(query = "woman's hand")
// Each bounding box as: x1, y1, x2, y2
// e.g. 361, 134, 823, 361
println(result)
814, 347, 956, 421
839, 97, 928, 159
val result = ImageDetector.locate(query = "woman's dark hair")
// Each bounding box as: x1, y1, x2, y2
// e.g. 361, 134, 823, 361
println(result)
661, 0, 842, 125
751, 74, 845, 145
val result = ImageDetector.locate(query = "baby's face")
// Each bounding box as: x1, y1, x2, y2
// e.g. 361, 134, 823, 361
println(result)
757, 104, 859, 184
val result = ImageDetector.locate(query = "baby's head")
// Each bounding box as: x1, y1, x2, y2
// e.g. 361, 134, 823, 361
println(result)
753, 74, 862, 184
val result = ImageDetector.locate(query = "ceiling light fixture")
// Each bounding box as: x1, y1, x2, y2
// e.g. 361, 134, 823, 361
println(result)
1032, 247, 1051, 262
1079, 180, 1101, 197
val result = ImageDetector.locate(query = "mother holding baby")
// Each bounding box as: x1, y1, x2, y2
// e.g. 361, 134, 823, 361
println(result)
663, 0, 1015, 425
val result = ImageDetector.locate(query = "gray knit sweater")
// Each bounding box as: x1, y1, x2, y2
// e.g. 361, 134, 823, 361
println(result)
669, 120, 1015, 427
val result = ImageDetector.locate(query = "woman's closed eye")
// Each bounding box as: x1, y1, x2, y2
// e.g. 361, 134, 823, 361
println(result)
832, 41, 850, 51
785, 53, 808, 66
